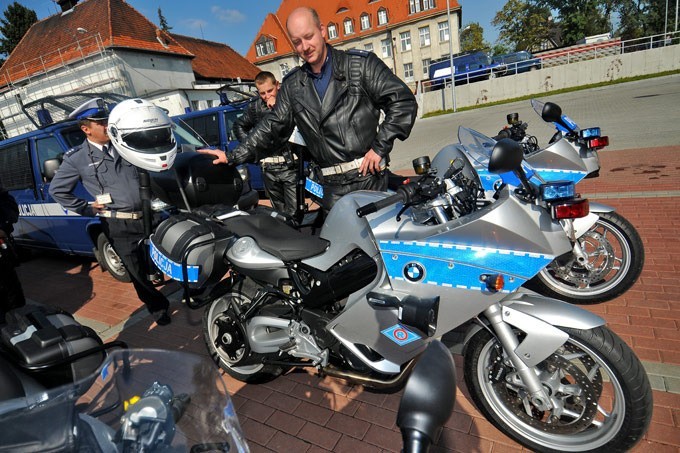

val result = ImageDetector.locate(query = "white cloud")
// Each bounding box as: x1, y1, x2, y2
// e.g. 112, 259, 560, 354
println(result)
210, 6, 246, 23
182, 18, 209, 30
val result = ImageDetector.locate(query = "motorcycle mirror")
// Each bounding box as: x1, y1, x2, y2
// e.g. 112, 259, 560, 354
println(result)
488, 138, 523, 174
506, 112, 519, 125
541, 102, 574, 133
397, 340, 456, 453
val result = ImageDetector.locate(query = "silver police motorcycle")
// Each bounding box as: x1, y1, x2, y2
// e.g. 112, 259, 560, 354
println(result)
149, 132, 652, 452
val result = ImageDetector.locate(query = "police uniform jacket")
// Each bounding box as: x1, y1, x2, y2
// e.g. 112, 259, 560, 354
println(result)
49, 140, 142, 216
229, 45, 417, 168
232, 97, 292, 161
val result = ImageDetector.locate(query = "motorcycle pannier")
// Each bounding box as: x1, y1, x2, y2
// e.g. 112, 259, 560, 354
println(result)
0, 305, 104, 387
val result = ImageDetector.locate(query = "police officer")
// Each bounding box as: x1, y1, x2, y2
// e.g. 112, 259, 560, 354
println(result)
49, 99, 171, 326
234, 71, 297, 216
0, 183, 25, 320
200, 7, 417, 213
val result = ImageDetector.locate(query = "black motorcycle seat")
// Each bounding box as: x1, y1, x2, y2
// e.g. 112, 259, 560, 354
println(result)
223, 214, 329, 261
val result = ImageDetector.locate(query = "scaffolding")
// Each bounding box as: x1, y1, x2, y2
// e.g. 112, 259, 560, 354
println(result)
0, 33, 130, 140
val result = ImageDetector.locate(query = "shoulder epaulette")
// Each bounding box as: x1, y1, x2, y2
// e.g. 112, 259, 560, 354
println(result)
282, 66, 301, 83
347, 49, 370, 58
64, 147, 80, 157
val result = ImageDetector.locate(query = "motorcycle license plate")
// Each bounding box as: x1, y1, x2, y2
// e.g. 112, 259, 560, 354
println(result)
305, 177, 324, 198
149, 240, 200, 283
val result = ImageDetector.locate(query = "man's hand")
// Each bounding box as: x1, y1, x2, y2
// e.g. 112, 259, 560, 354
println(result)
359, 149, 384, 176
266, 97, 276, 109
198, 148, 228, 165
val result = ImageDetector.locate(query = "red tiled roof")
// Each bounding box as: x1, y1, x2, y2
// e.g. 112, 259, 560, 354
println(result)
246, 0, 461, 63
170, 34, 260, 82
0, 0, 193, 88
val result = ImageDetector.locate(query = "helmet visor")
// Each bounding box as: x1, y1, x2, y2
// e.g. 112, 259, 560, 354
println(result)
121, 127, 175, 154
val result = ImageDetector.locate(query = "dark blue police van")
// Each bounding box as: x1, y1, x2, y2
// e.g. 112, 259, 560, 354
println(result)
0, 93, 257, 282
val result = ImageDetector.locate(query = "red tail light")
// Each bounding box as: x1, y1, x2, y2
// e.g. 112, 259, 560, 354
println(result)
587, 136, 608, 149
552, 198, 589, 219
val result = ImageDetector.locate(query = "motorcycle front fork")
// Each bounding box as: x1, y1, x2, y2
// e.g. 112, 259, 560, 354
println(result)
484, 304, 554, 412
561, 219, 592, 270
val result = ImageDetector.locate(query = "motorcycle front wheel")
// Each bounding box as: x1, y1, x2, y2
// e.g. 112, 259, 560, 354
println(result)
530, 211, 644, 304
464, 326, 652, 452
203, 278, 284, 383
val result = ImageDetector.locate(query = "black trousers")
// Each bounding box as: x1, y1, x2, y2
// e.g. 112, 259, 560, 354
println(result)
321, 169, 388, 213
262, 165, 298, 216
0, 255, 25, 320
102, 218, 169, 314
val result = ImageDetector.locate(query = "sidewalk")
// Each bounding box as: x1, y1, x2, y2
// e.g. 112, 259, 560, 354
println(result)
15, 145, 680, 452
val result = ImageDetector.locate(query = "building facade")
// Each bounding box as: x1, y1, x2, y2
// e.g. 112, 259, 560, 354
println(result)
245, 0, 463, 92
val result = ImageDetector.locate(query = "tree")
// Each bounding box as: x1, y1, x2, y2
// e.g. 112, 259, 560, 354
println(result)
533, 0, 614, 45
460, 22, 490, 52
0, 2, 38, 66
615, 0, 670, 39
492, 0, 553, 51
158, 7, 172, 32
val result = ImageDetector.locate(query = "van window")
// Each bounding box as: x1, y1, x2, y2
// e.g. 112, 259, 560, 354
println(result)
62, 127, 86, 148
0, 141, 34, 191
224, 110, 244, 142
35, 136, 65, 180
183, 114, 220, 147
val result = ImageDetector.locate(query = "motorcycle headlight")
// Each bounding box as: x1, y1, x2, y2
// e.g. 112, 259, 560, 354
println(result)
540, 180, 575, 202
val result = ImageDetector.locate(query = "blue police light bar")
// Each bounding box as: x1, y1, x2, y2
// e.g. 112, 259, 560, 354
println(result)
540, 180, 576, 202
580, 127, 601, 139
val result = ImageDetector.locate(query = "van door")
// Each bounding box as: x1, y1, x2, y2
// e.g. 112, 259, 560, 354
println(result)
0, 139, 55, 248
35, 134, 97, 255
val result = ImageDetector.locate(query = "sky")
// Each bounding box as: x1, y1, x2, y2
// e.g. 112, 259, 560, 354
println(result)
8, 0, 506, 56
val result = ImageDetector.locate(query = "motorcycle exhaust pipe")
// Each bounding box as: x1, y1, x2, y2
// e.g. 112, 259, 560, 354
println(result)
319, 359, 416, 390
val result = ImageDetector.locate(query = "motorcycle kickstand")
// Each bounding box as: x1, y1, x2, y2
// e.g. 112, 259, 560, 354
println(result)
484, 304, 553, 412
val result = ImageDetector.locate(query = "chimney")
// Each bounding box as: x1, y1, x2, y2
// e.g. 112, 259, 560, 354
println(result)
57, 0, 79, 12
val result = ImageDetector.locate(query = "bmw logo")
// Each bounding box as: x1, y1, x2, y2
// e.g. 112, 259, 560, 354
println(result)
404, 262, 425, 282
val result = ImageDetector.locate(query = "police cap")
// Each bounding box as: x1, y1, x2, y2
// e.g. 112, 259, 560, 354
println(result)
68, 98, 110, 121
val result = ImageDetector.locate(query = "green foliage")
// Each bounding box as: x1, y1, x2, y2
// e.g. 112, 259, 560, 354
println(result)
492, 0, 553, 51
615, 0, 671, 39
0, 1, 38, 65
460, 22, 490, 52
158, 7, 172, 32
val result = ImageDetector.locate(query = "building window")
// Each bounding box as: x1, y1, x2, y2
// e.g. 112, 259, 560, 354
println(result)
381, 38, 392, 57
328, 23, 338, 39
280, 62, 291, 77
360, 13, 371, 30
255, 36, 276, 57
400, 31, 412, 52
344, 18, 354, 35
403, 63, 414, 82
410, 0, 436, 14
206, 100, 214, 108
419, 26, 431, 47
422, 58, 431, 76
377, 8, 388, 25
438, 21, 450, 43
364, 42, 374, 53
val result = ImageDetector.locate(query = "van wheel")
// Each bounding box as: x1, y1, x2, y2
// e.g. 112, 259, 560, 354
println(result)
97, 233, 131, 282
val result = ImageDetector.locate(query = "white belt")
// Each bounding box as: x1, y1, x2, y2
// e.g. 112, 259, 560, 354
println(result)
261, 156, 298, 165
98, 210, 143, 220
321, 158, 365, 176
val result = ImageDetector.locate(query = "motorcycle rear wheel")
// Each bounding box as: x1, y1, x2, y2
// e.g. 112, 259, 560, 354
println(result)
464, 326, 652, 452
203, 278, 284, 383
529, 211, 644, 304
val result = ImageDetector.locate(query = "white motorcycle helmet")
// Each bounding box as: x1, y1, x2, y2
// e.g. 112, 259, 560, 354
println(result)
107, 99, 176, 172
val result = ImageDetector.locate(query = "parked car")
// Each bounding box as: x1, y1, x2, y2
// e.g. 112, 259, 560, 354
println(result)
172, 103, 265, 195
0, 94, 257, 282
491, 51, 542, 76
428, 51, 499, 90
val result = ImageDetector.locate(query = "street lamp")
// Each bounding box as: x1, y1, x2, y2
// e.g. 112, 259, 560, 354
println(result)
446, 0, 456, 112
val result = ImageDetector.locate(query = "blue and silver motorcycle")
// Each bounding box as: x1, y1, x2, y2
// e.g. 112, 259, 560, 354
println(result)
149, 134, 652, 452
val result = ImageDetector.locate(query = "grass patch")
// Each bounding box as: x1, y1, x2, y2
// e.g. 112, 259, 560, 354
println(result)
422, 69, 680, 118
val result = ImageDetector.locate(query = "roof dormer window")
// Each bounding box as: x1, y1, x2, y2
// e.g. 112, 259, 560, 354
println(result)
328, 23, 338, 39
360, 13, 371, 30
377, 8, 388, 25
344, 18, 355, 35
255, 36, 276, 57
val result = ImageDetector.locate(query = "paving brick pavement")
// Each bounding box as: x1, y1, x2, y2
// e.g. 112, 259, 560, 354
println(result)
12, 145, 680, 451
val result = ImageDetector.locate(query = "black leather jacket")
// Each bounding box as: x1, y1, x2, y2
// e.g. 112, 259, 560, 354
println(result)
233, 96, 292, 161
0, 185, 19, 235
230, 46, 417, 167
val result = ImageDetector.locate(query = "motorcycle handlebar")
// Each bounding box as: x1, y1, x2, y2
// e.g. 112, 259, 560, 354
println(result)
356, 191, 406, 218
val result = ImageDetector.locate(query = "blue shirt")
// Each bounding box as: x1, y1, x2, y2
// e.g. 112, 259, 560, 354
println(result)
303, 46, 332, 101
